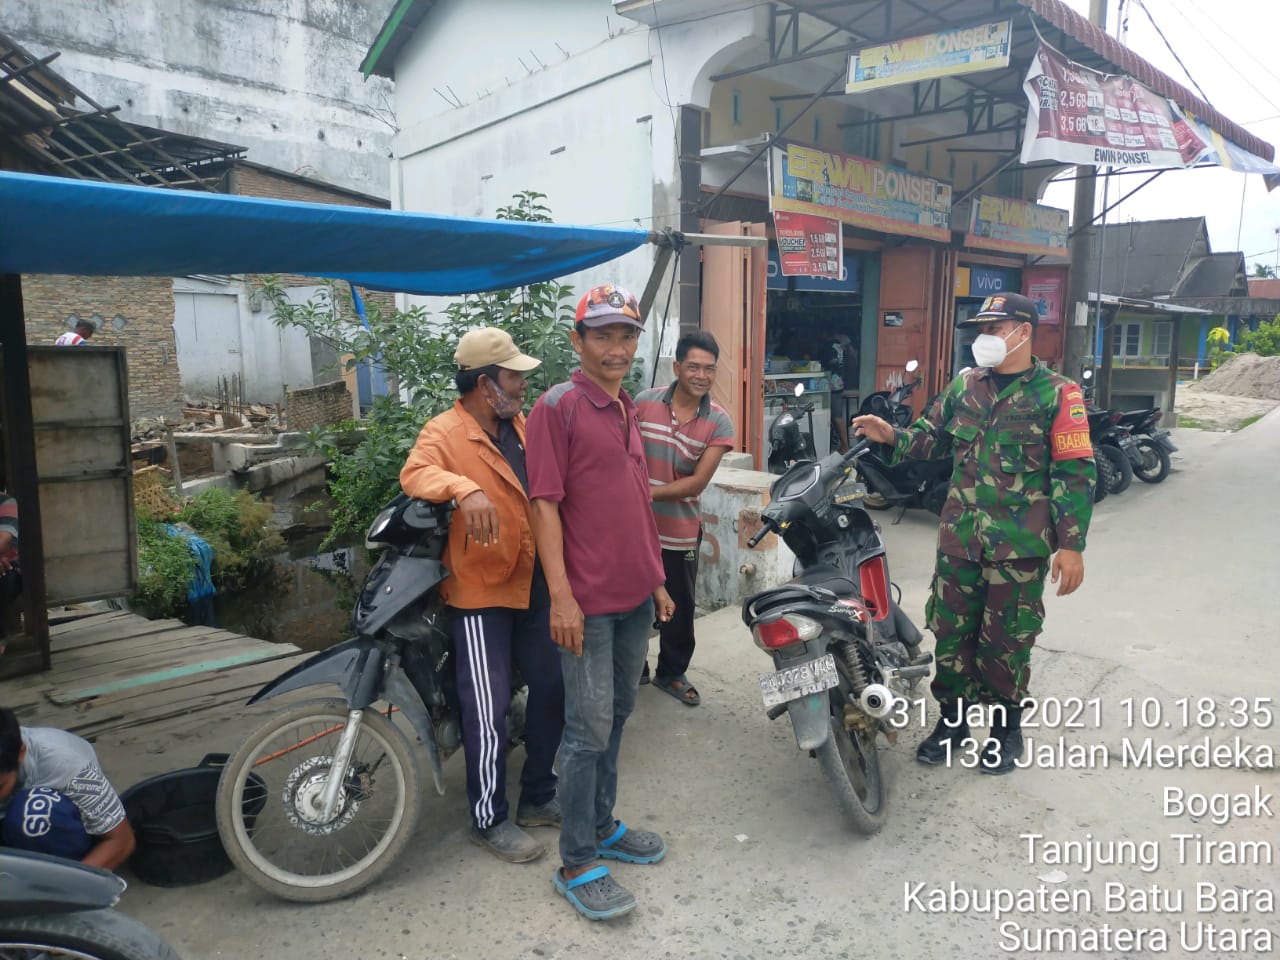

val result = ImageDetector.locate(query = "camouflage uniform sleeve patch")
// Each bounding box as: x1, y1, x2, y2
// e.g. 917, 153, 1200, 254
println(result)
1050, 383, 1092, 461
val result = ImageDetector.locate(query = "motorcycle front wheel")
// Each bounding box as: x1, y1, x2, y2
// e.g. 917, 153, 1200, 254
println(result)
216, 698, 424, 903
814, 691, 886, 835
0, 910, 180, 960
1132, 439, 1171, 483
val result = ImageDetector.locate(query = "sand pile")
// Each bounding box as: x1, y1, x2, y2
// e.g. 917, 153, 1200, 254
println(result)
1187, 353, 1280, 401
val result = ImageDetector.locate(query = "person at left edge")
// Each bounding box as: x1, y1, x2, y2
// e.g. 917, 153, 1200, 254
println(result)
0, 706, 136, 871
399, 327, 565, 864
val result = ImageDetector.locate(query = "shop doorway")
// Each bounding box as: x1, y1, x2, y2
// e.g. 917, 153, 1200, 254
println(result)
763, 250, 862, 455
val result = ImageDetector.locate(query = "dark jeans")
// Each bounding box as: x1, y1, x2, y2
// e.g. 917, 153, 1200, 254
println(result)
558, 598, 652, 869
655, 530, 701, 681
449, 603, 564, 830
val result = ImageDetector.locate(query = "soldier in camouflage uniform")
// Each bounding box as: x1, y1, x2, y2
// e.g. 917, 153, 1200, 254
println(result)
852, 292, 1094, 775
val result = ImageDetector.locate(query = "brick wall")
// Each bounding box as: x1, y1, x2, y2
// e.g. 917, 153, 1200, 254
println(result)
233, 164, 397, 319
287, 380, 353, 432
21, 274, 184, 420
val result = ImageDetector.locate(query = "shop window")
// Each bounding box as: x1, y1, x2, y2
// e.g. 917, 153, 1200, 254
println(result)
1111, 322, 1141, 359
732, 90, 742, 126
1151, 321, 1172, 361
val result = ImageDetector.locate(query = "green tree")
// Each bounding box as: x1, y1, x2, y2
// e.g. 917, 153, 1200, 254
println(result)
1251, 262, 1276, 279
1243, 315, 1280, 357
262, 190, 641, 544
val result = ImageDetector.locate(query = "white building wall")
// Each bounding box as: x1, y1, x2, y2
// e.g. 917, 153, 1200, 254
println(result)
388, 0, 768, 363
6, 0, 395, 198
172, 278, 317, 404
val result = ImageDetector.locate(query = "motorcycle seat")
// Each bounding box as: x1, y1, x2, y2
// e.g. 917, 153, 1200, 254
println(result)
792, 563, 857, 597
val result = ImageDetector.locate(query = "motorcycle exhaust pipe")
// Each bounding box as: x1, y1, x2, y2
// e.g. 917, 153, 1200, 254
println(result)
859, 683, 897, 719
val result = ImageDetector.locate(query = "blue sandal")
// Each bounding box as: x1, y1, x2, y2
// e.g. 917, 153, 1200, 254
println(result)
597, 821, 666, 864
553, 865, 637, 920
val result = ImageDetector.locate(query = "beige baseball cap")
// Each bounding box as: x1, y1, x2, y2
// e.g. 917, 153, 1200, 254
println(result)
454, 327, 541, 372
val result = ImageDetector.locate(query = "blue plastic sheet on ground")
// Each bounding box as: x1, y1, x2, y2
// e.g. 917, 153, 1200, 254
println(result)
165, 525, 216, 602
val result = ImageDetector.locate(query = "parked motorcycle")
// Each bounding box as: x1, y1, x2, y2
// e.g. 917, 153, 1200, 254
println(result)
741, 439, 931, 834
1114, 407, 1175, 483
1078, 371, 1119, 501
857, 359, 922, 428
0, 848, 180, 960
767, 383, 817, 474
215, 494, 522, 902
1087, 408, 1135, 495
853, 362, 952, 520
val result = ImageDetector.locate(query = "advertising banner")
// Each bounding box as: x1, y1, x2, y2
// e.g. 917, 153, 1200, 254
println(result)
771, 211, 843, 281
846, 20, 1011, 93
1023, 266, 1066, 325
1020, 43, 1210, 169
769, 141, 952, 242
966, 194, 1069, 257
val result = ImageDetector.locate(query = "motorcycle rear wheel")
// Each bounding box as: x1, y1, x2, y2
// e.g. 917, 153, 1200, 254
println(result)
1099, 444, 1133, 494
1093, 451, 1113, 503
0, 910, 180, 960
1132, 439, 1171, 483
216, 698, 424, 903
814, 691, 886, 835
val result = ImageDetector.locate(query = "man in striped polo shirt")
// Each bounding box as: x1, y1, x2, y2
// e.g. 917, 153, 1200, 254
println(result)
635, 330, 735, 706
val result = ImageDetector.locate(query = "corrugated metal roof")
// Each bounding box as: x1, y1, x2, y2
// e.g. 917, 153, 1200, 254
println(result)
1079, 218, 1207, 299
1175, 252, 1247, 299
0, 29, 244, 188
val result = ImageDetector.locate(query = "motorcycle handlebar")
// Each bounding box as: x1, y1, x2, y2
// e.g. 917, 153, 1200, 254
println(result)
746, 525, 770, 548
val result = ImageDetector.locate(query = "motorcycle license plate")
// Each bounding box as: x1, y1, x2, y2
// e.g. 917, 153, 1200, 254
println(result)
760, 653, 839, 709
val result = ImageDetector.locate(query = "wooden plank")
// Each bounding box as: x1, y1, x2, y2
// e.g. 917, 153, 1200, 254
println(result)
69, 665, 306, 739
79, 652, 304, 711
51, 617, 192, 651
49, 610, 131, 631
30, 350, 126, 423
46, 630, 265, 677
52, 648, 302, 704
42, 633, 293, 689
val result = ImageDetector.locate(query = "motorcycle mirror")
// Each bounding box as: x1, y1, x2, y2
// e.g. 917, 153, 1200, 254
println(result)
794, 383, 806, 397
905, 360, 919, 373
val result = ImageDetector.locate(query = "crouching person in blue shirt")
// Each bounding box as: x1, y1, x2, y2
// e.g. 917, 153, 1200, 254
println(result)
0, 706, 136, 871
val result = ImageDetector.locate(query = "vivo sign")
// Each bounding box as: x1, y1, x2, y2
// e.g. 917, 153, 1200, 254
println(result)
969, 266, 1018, 294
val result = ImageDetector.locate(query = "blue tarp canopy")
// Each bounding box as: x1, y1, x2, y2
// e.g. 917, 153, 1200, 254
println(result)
0, 171, 650, 295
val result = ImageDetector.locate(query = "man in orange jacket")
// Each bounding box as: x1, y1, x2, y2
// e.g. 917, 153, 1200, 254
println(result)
400, 328, 564, 863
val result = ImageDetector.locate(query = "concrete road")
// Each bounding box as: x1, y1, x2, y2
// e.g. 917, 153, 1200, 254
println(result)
104, 413, 1280, 960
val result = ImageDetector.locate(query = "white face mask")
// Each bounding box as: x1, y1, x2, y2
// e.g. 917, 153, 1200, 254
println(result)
971, 326, 1023, 368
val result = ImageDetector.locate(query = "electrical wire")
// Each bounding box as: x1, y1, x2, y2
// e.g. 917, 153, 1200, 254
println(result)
1131, 0, 1212, 105
1179, 0, 1280, 92
1153, 0, 1280, 115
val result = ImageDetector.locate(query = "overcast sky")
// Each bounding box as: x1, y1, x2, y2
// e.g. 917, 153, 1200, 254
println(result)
1040, 0, 1280, 275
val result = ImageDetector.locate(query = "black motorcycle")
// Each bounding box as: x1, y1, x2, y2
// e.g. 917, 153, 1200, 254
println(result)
741, 439, 931, 834
853, 368, 952, 521
856, 359, 922, 428
215, 495, 524, 902
767, 384, 818, 474
1086, 407, 1135, 496
1114, 407, 1175, 483
0, 848, 180, 960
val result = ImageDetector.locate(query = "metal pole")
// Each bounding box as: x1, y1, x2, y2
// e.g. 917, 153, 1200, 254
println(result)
1063, 0, 1108, 382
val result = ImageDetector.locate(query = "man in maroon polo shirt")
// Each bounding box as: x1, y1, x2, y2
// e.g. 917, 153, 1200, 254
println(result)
526, 283, 675, 922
